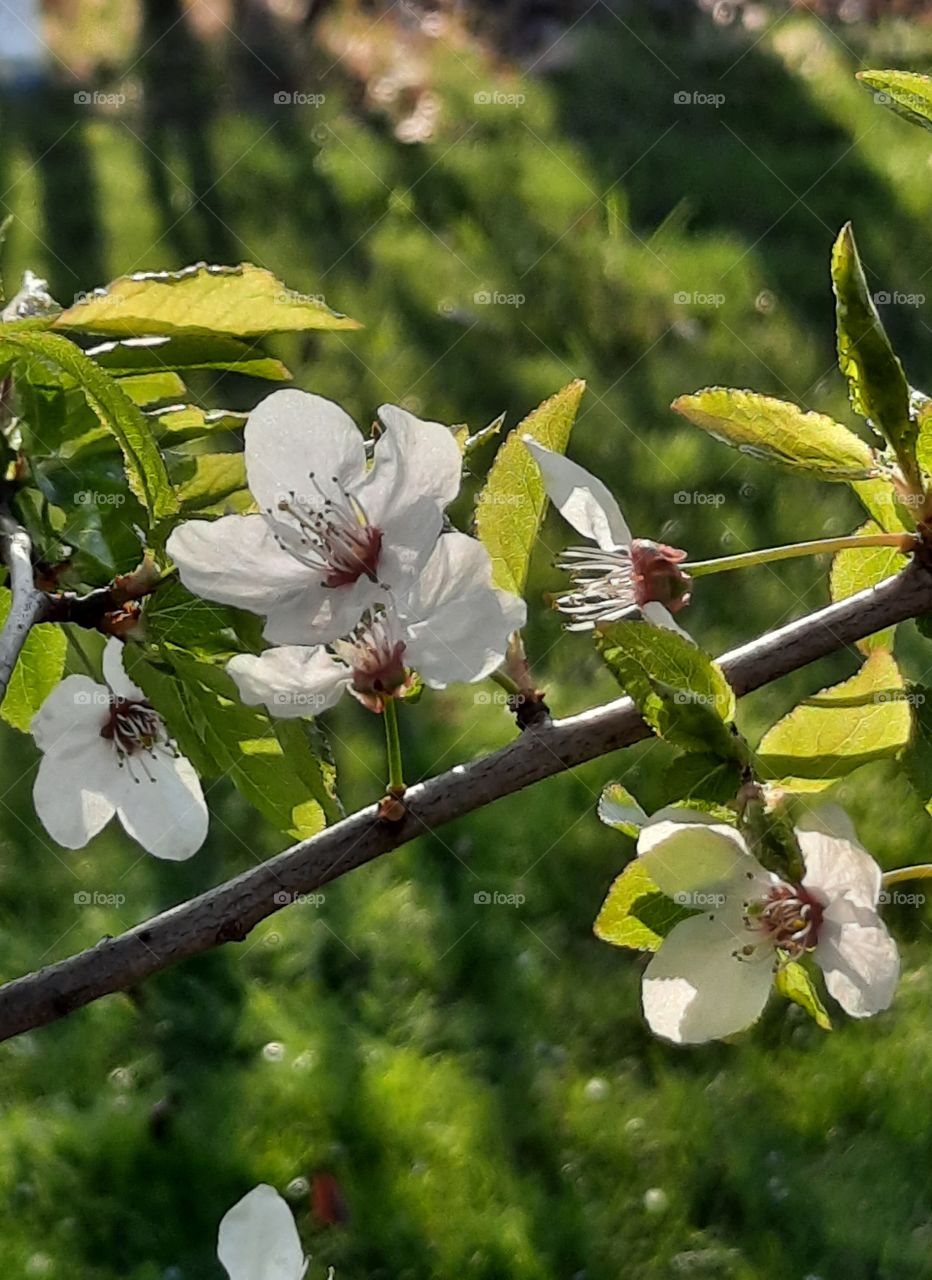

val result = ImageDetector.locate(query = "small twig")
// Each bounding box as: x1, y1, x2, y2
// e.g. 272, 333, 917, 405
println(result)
0, 508, 50, 702
0, 561, 931, 1044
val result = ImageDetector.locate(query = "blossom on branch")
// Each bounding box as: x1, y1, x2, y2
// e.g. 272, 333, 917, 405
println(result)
30, 638, 208, 860
218, 1184, 308, 1280
167, 390, 463, 645
226, 531, 526, 715
523, 438, 691, 631
635, 807, 899, 1044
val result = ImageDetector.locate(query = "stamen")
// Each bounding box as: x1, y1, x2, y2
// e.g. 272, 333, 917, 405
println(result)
266, 473, 383, 588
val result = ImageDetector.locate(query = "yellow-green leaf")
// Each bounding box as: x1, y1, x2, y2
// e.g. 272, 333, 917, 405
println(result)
774, 962, 832, 1030
596, 620, 739, 758
475, 379, 585, 594
597, 781, 648, 837
0, 590, 66, 734
594, 860, 696, 952
672, 388, 876, 479
830, 521, 909, 654
858, 69, 932, 133
54, 263, 361, 338
757, 649, 911, 784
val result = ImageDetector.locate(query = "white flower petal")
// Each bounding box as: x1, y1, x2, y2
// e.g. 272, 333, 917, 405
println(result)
168, 515, 316, 616
32, 739, 116, 849
523, 438, 631, 551
262, 574, 380, 647
228, 647, 350, 717
396, 532, 525, 687
113, 750, 208, 861
244, 389, 367, 516
815, 909, 899, 1017
218, 1184, 307, 1280
31, 675, 108, 754
102, 637, 144, 700
366, 403, 463, 515
637, 813, 756, 898
642, 913, 774, 1044
798, 807, 881, 910
641, 601, 692, 639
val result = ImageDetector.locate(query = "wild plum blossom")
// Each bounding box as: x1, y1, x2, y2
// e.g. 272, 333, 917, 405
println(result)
218, 1184, 307, 1280
522, 438, 691, 631
30, 637, 207, 860
634, 807, 898, 1044
226, 532, 526, 715
167, 390, 463, 646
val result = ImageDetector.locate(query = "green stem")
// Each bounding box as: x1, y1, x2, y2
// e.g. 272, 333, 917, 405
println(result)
382, 698, 405, 793
882, 864, 932, 887
686, 532, 915, 578
489, 669, 522, 698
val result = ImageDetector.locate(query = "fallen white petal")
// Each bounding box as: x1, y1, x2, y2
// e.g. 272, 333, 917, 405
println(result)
218, 1184, 307, 1280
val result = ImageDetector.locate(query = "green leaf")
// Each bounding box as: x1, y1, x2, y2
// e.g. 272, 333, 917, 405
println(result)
858, 69, 932, 133
117, 371, 187, 405
850, 477, 916, 534
594, 860, 697, 952
596, 620, 739, 758
671, 388, 876, 479
597, 782, 648, 837
831, 222, 917, 475
475, 379, 586, 594
152, 406, 247, 446
757, 649, 911, 785
53, 263, 361, 337
0, 329, 177, 523
830, 520, 909, 654
140, 579, 263, 660
903, 683, 932, 815
659, 751, 744, 807
167, 451, 249, 512
0, 591, 66, 733
132, 650, 336, 836
774, 962, 832, 1031
88, 334, 290, 381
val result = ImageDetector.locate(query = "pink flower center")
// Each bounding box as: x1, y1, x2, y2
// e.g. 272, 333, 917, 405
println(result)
101, 698, 165, 757
332, 613, 409, 711
742, 882, 823, 961
554, 538, 691, 629
271, 475, 383, 589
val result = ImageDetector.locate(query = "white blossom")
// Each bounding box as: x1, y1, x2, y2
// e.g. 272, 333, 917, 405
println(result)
522, 438, 691, 631
635, 806, 899, 1044
226, 532, 526, 715
167, 390, 463, 646
30, 638, 207, 860
218, 1185, 308, 1280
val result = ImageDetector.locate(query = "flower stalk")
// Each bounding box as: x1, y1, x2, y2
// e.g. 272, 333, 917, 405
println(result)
685, 531, 916, 578
382, 697, 406, 795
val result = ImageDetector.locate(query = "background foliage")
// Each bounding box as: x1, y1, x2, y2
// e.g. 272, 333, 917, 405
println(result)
2, 2, 932, 1277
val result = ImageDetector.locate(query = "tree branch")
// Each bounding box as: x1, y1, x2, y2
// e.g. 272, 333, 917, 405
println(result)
0, 509, 50, 702
1, 562, 932, 1044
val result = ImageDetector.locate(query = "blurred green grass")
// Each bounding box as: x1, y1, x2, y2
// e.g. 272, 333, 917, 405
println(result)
2, 4, 932, 1277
